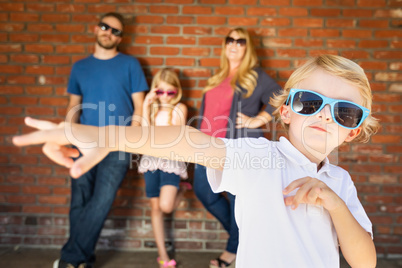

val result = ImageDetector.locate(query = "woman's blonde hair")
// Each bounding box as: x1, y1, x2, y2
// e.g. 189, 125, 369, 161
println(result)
203, 28, 258, 98
149, 68, 183, 125
270, 54, 380, 143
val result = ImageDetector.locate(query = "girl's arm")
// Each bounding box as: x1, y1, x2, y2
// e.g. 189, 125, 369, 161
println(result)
13, 117, 226, 179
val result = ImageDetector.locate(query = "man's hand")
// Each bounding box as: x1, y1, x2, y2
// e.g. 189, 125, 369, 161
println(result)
282, 176, 344, 212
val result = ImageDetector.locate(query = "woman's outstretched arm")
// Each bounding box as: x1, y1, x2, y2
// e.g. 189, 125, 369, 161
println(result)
13, 117, 226, 178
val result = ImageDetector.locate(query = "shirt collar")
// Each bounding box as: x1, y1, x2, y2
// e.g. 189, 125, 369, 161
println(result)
276, 137, 341, 179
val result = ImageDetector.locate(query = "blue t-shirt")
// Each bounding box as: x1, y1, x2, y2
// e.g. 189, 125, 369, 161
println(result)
67, 53, 148, 126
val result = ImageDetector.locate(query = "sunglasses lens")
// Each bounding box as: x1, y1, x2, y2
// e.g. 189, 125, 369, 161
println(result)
225, 37, 234, 45
293, 91, 323, 115
237, 39, 246, 46
334, 102, 363, 128
167, 91, 176, 96
98, 22, 122, 37
111, 29, 122, 37
99, 23, 108, 31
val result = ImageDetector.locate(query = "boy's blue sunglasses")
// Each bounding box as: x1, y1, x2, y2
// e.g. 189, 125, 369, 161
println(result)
285, 89, 370, 129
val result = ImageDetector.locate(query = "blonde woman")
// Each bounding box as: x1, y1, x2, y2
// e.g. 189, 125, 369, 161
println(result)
139, 68, 189, 268
194, 28, 281, 268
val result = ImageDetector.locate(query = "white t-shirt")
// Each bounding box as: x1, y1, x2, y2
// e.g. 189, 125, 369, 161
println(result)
207, 137, 372, 268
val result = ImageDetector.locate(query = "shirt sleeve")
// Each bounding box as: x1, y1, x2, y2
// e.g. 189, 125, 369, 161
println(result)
345, 178, 373, 239
206, 137, 271, 196
130, 57, 148, 94
67, 64, 82, 96
206, 138, 241, 195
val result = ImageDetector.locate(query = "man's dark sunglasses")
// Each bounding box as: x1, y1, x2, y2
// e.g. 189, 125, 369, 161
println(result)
98, 22, 122, 37
225, 37, 247, 47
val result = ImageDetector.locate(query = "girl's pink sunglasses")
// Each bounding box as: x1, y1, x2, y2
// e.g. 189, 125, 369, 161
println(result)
155, 89, 177, 96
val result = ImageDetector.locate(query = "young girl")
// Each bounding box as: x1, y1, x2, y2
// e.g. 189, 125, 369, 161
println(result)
14, 55, 379, 268
138, 68, 189, 268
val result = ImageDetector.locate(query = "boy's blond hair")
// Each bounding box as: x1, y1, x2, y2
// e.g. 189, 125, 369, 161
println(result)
270, 54, 380, 143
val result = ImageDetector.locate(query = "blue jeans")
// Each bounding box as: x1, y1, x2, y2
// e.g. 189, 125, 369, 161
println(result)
144, 170, 180, 198
61, 151, 130, 266
193, 164, 238, 254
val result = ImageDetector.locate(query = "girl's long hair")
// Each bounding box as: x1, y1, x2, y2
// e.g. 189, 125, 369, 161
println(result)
149, 68, 183, 126
203, 28, 258, 98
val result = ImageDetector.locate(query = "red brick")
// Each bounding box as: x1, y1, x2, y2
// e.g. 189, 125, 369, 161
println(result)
197, 16, 226, 25
374, 51, 402, 59
228, 17, 259, 26
0, 65, 23, 74
22, 206, 52, 214
7, 195, 36, 204
135, 36, 163, 44
38, 196, 68, 205
357, 0, 386, 7
10, 54, 39, 64
26, 86, 53, 95
166, 58, 195, 66
182, 48, 210, 57
27, 23, 54, 32
327, 19, 355, 27
26, 3, 54, 12
341, 50, 370, 59
182, 6, 212, 14
183, 26, 211, 35
293, 18, 323, 27
25, 66, 55, 75
149, 5, 178, 14
345, 9, 375, 17
150, 26, 180, 34
10, 33, 39, 42
135, 15, 164, 24
166, 16, 194, 24
41, 14, 70, 23
327, 40, 356, 48
23, 186, 51, 195
25, 44, 54, 53
0, 44, 22, 53
247, 7, 276, 16
261, 18, 290, 27
278, 28, 307, 37
215, 7, 244, 15
40, 34, 70, 43
359, 19, 389, 28
375, 30, 402, 39
0, 3, 24, 12
166, 36, 196, 45
199, 58, 220, 67
56, 24, 86, 33
10, 13, 39, 22
0, 23, 24, 32
9, 97, 38, 106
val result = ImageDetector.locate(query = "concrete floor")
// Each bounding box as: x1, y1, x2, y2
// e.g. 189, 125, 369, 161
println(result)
0, 247, 401, 268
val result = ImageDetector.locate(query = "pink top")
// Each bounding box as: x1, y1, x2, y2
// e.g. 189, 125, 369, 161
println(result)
200, 77, 234, 138
138, 104, 188, 179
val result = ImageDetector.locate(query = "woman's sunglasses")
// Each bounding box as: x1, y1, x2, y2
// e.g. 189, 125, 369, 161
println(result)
285, 89, 370, 129
98, 22, 122, 37
225, 37, 246, 47
155, 89, 177, 96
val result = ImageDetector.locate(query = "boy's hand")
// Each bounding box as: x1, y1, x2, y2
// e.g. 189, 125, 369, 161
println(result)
13, 117, 110, 179
282, 177, 344, 212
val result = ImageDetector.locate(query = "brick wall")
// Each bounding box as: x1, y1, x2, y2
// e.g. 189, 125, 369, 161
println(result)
1, 0, 401, 258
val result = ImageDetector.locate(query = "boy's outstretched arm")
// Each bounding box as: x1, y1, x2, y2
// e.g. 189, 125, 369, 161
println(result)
13, 117, 226, 178
283, 177, 376, 268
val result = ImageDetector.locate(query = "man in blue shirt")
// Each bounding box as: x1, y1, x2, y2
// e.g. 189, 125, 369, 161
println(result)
54, 12, 148, 268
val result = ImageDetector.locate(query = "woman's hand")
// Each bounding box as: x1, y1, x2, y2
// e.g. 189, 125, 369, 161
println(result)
13, 117, 111, 179
236, 112, 270, 129
282, 176, 344, 212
